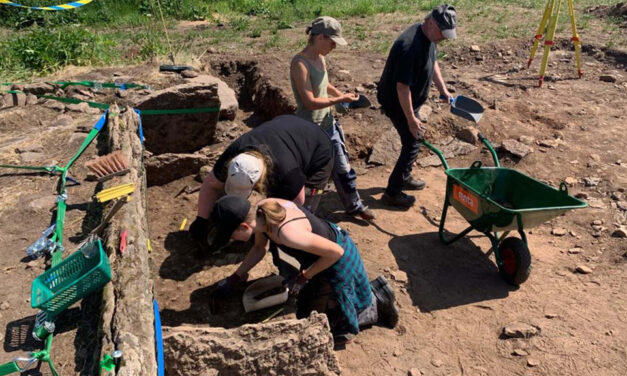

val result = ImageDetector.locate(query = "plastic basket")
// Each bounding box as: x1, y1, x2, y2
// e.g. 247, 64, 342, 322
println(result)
31, 239, 111, 317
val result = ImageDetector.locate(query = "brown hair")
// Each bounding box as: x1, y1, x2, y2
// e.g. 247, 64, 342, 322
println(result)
255, 200, 287, 232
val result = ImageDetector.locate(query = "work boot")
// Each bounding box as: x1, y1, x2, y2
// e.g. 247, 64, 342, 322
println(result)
402, 177, 426, 191
381, 192, 416, 208
370, 276, 399, 328
348, 206, 376, 221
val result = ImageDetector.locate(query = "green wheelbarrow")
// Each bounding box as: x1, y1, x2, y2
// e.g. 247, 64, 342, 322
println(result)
422, 134, 587, 286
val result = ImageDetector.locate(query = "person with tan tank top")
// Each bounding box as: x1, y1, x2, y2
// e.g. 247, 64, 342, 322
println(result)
290, 16, 376, 221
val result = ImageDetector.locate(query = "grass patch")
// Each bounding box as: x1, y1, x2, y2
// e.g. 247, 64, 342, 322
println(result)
0, 25, 117, 80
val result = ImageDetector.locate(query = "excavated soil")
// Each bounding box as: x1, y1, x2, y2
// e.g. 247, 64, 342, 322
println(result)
1, 28, 626, 376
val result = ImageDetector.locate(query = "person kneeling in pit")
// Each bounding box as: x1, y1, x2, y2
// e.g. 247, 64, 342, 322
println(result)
209, 195, 399, 345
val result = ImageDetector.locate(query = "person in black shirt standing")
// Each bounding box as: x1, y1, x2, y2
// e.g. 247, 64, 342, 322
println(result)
189, 114, 334, 252
377, 4, 457, 208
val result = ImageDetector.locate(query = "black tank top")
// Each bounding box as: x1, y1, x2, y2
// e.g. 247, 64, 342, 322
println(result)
271, 206, 336, 270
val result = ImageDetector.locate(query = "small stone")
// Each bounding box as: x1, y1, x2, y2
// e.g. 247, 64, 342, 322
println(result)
20, 152, 45, 163
538, 139, 560, 148
500, 139, 533, 158
207, 47, 217, 54
551, 228, 567, 236
475, 55, 485, 62
502, 322, 541, 338
418, 105, 432, 122
575, 192, 588, 199
617, 201, 627, 211
0, 301, 9, 310
599, 75, 617, 83
181, 70, 199, 78
575, 264, 593, 274
408, 368, 422, 376
431, 359, 443, 367
518, 135, 535, 145
564, 177, 578, 186
545, 313, 558, 319
584, 177, 601, 187
391, 270, 408, 283
26, 260, 39, 269
568, 248, 582, 254
355, 86, 366, 93
527, 358, 540, 367
338, 69, 350, 75
611, 227, 627, 238
116, 89, 129, 98
513, 349, 529, 356
393, 349, 402, 357
456, 127, 480, 145
470, 45, 481, 52
42, 100, 65, 111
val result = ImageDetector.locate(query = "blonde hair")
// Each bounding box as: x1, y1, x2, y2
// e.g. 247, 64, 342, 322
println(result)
256, 200, 287, 232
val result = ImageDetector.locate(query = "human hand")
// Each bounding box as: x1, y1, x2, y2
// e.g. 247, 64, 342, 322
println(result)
407, 117, 425, 140
284, 271, 309, 299
341, 93, 359, 103
209, 272, 246, 313
440, 91, 453, 104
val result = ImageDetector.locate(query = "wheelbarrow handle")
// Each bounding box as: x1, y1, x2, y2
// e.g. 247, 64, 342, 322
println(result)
478, 133, 501, 167
422, 141, 450, 170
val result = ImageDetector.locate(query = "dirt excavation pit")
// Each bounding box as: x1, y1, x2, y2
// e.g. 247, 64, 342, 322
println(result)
143, 61, 343, 374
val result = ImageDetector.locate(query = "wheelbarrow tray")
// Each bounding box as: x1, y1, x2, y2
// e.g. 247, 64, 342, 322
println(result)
445, 166, 587, 233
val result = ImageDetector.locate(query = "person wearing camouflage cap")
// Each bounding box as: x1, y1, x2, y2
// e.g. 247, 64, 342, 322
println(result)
377, 4, 457, 208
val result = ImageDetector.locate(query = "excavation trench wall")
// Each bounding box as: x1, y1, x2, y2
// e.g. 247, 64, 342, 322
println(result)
99, 105, 157, 375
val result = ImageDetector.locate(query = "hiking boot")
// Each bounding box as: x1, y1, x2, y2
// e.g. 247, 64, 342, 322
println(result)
332, 332, 355, 350
370, 276, 399, 329
403, 178, 426, 191
348, 206, 376, 221
381, 192, 416, 208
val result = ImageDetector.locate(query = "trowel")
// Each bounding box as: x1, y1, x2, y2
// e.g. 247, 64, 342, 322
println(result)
441, 95, 484, 123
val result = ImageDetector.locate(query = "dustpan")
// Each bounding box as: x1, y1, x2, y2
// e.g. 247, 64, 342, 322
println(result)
242, 275, 288, 313
443, 95, 484, 123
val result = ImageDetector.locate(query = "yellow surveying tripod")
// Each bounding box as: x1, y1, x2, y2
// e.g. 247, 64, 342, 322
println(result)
527, 0, 583, 87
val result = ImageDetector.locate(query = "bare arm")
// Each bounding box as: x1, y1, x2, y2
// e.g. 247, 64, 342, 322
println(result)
197, 170, 224, 219
235, 230, 269, 277
327, 83, 346, 98
293, 186, 305, 206
290, 59, 355, 111
433, 61, 452, 101
396, 82, 424, 139
280, 226, 344, 279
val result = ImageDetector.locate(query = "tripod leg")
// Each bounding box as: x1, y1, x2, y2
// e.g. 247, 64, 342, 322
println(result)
539, 0, 563, 87
528, 0, 554, 68
567, 0, 583, 78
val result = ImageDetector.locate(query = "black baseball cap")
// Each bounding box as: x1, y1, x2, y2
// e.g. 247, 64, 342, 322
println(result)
210, 195, 251, 250
432, 4, 457, 40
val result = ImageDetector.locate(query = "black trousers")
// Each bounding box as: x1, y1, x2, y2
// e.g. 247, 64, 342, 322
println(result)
384, 108, 422, 196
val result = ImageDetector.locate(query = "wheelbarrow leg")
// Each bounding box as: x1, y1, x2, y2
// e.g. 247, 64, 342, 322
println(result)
438, 197, 475, 245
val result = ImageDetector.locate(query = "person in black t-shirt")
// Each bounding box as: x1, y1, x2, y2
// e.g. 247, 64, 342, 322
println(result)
189, 114, 334, 252
377, 4, 457, 208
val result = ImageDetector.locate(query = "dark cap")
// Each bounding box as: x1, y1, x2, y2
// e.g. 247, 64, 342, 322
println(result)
307, 16, 347, 46
431, 4, 457, 39
210, 195, 251, 250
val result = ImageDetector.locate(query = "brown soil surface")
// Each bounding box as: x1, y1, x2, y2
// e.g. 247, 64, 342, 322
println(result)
1, 23, 626, 376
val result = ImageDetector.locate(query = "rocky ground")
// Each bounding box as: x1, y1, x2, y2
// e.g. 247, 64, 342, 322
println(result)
0, 18, 626, 376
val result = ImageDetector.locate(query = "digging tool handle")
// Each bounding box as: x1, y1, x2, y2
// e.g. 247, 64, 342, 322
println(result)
439, 94, 454, 104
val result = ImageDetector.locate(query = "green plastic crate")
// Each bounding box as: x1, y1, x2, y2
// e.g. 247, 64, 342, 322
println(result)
31, 239, 111, 317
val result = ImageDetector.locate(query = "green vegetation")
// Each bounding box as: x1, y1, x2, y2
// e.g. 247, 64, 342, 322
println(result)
0, 0, 625, 81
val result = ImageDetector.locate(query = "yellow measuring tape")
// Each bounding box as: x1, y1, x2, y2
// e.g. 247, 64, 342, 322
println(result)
0, 0, 92, 11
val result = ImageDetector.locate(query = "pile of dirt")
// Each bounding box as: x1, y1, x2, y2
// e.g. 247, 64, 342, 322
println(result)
586, 2, 627, 27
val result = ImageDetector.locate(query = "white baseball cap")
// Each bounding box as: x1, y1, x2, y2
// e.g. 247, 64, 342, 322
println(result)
224, 153, 264, 198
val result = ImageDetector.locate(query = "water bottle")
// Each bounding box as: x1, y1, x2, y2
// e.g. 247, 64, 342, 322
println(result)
26, 225, 56, 259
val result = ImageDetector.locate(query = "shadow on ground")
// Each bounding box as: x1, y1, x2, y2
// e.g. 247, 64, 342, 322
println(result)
388, 232, 514, 312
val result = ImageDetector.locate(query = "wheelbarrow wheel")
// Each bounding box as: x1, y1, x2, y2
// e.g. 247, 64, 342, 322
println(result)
498, 237, 532, 286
